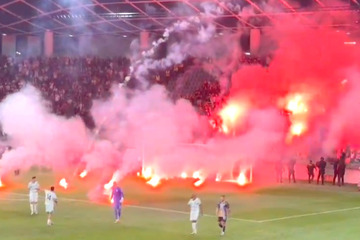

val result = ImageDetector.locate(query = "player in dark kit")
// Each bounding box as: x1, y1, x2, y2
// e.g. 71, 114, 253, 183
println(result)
287, 158, 296, 183
307, 160, 316, 183
337, 152, 346, 186
316, 157, 327, 185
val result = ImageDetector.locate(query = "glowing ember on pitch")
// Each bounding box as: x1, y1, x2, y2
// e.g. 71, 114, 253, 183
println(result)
59, 178, 68, 189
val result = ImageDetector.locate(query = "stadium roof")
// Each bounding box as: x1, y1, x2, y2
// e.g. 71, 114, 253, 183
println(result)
0, 0, 358, 36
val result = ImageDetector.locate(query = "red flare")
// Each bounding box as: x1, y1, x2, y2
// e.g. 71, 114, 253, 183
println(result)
59, 178, 68, 189
146, 175, 161, 187
79, 170, 87, 178
237, 172, 247, 186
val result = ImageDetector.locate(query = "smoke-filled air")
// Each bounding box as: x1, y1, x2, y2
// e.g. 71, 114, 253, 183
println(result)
0, 0, 359, 199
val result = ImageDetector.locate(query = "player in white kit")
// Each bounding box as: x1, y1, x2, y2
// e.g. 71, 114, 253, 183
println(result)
188, 194, 202, 234
28, 176, 40, 215
45, 186, 58, 226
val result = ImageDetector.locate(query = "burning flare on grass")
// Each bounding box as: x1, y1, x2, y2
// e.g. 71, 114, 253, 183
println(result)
146, 175, 161, 187
237, 172, 247, 186
79, 170, 88, 178
0, 178, 3, 188
142, 167, 153, 180
194, 178, 205, 187
104, 171, 121, 190
192, 170, 205, 187
59, 178, 68, 189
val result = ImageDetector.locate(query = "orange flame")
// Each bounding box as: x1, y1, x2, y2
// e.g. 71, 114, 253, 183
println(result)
194, 178, 205, 187
146, 175, 161, 187
286, 94, 308, 114
142, 167, 153, 180
79, 170, 87, 178
237, 172, 247, 186
283, 93, 309, 138
104, 171, 120, 190
104, 180, 113, 190
290, 122, 306, 136
192, 171, 201, 179
215, 173, 221, 182
59, 178, 68, 189
219, 103, 245, 124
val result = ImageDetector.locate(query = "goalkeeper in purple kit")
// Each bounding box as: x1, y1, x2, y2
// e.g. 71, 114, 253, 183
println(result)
111, 182, 124, 223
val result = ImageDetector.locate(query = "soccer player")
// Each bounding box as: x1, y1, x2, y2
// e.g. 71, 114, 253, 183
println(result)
188, 194, 202, 234
111, 182, 124, 223
45, 186, 58, 226
28, 176, 40, 215
216, 195, 230, 236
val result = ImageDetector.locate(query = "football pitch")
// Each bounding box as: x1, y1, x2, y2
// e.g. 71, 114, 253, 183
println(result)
1, 172, 360, 240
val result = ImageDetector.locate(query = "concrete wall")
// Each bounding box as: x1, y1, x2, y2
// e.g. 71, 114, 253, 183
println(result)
2, 35, 16, 57
27, 36, 41, 57
78, 35, 132, 57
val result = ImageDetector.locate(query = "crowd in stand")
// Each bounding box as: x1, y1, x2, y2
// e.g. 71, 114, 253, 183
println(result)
0, 56, 130, 129
0, 53, 264, 130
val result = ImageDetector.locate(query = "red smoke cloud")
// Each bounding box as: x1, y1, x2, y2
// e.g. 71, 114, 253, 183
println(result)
1, 5, 360, 194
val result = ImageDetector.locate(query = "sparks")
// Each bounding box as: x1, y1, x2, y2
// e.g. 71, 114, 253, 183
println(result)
181, 172, 187, 179
59, 178, 68, 189
0, 178, 3, 188
79, 170, 87, 178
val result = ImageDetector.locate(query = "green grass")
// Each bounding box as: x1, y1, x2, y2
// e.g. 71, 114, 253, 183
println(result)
1, 171, 360, 240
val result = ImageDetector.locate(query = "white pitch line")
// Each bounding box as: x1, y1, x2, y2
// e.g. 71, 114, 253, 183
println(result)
258, 206, 360, 223
4, 192, 359, 224
0, 192, 258, 223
